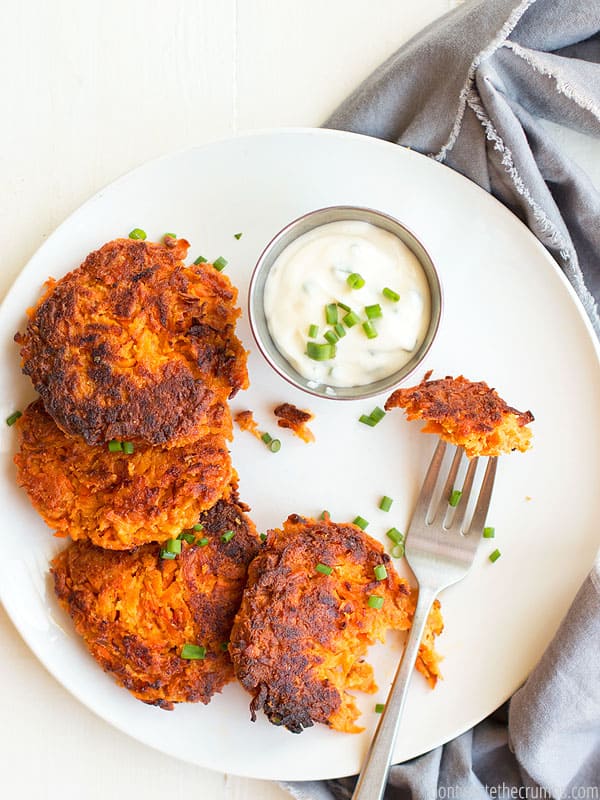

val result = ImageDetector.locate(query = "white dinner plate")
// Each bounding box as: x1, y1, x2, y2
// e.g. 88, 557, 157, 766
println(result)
1, 129, 599, 781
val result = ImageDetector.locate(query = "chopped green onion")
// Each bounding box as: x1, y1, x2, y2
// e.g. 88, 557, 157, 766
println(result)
193, 523, 204, 531
334, 323, 346, 338
365, 304, 382, 319
362, 320, 378, 339
320, 510, 329, 520
370, 407, 386, 423
307, 341, 336, 361
160, 549, 177, 560
343, 311, 360, 328
375, 703, 385, 714
194, 255, 208, 264
6, 411, 22, 426
122, 441, 134, 455
128, 228, 146, 240
386, 528, 404, 545
347, 272, 365, 290
261, 432, 273, 444
379, 496, 393, 512
359, 414, 377, 427
483, 526, 495, 539
108, 440, 123, 453
368, 595, 384, 610
165, 538, 182, 555
374, 564, 387, 581
308, 324, 319, 338
382, 287, 400, 302
179, 532, 196, 544
337, 301, 351, 312
489, 548, 502, 563
269, 439, 281, 453
213, 256, 228, 272
391, 543, 405, 558
315, 563, 333, 576
181, 644, 206, 660
221, 530, 235, 543
220, 641, 230, 651
449, 489, 462, 507
260, 533, 267, 542
164, 232, 176, 241
324, 329, 339, 345
197, 537, 209, 547
234, 232, 243, 240
353, 516, 369, 530
325, 303, 338, 325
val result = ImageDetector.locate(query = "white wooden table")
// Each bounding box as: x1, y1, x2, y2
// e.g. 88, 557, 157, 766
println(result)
1, 2, 598, 798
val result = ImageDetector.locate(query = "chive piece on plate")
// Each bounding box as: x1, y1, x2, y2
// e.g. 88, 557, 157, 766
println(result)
269, 439, 281, 453
108, 440, 122, 453
382, 287, 400, 302
483, 526, 495, 538
221, 530, 235, 543
449, 489, 462, 507
362, 320, 378, 339
315, 563, 333, 576
370, 406, 386, 423
234, 232, 243, 240
179, 532, 196, 545
165, 538, 182, 555
307, 341, 336, 361
347, 272, 365, 290
260, 533, 267, 542
489, 548, 502, 563
353, 516, 369, 530
359, 414, 377, 427
194, 255, 208, 264
324, 329, 339, 345
308, 324, 319, 338
160, 549, 177, 560
6, 411, 22, 426
375, 703, 385, 714
163, 232, 176, 241
325, 303, 338, 325
343, 310, 360, 328
379, 496, 393, 512
181, 643, 206, 660
213, 256, 228, 272
337, 301, 351, 313
365, 304, 382, 319
386, 527, 403, 545
320, 510, 329, 520
128, 228, 146, 240
122, 441, 134, 455
391, 543, 405, 558
334, 322, 346, 338
374, 564, 387, 581
367, 595, 384, 610
261, 432, 273, 444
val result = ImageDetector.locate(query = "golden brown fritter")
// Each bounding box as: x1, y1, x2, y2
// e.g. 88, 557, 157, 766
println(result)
385, 373, 534, 458
15, 237, 247, 447
230, 515, 443, 734
51, 495, 261, 709
274, 403, 314, 443
15, 399, 234, 550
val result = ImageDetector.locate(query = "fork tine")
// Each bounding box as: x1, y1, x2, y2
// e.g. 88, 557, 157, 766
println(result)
467, 456, 498, 535
450, 456, 479, 532
410, 439, 447, 526
429, 446, 462, 524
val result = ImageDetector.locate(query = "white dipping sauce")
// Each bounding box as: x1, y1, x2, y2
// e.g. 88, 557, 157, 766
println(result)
264, 220, 431, 388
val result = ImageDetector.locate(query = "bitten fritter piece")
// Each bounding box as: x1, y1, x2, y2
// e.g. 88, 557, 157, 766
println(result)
51, 495, 261, 709
230, 515, 443, 734
15, 399, 234, 550
234, 409, 262, 440
15, 237, 248, 447
385, 373, 534, 458
274, 403, 314, 443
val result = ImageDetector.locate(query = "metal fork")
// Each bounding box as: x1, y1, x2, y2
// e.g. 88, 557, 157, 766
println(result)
352, 439, 498, 800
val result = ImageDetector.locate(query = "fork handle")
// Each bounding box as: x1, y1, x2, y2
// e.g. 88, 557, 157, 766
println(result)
351, 586, 438, 800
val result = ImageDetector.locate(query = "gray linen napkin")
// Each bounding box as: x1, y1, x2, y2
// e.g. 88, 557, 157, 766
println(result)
284, 1, 600, 797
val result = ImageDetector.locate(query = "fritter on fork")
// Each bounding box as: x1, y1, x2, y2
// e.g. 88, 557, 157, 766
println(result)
15, 237, 247, 447
15, 399, 233, 549
51, 494, 261, 709
230, 515, 443, 734
385, 373, 534, 458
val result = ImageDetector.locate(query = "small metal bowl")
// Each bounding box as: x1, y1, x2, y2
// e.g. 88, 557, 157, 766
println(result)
248, 206, 442, 401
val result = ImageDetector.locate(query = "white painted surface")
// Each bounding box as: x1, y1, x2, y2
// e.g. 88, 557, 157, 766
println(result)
1, 2, 599, 798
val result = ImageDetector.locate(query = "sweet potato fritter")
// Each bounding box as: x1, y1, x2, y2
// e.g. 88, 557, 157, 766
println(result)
274, 403, 314, 443
15, 399, 234, 549
51, 495, 261, 709
234, 409, 262, 440
230, 515, 443, 734
385, 373, 534, 458
15, 237, 247, 447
